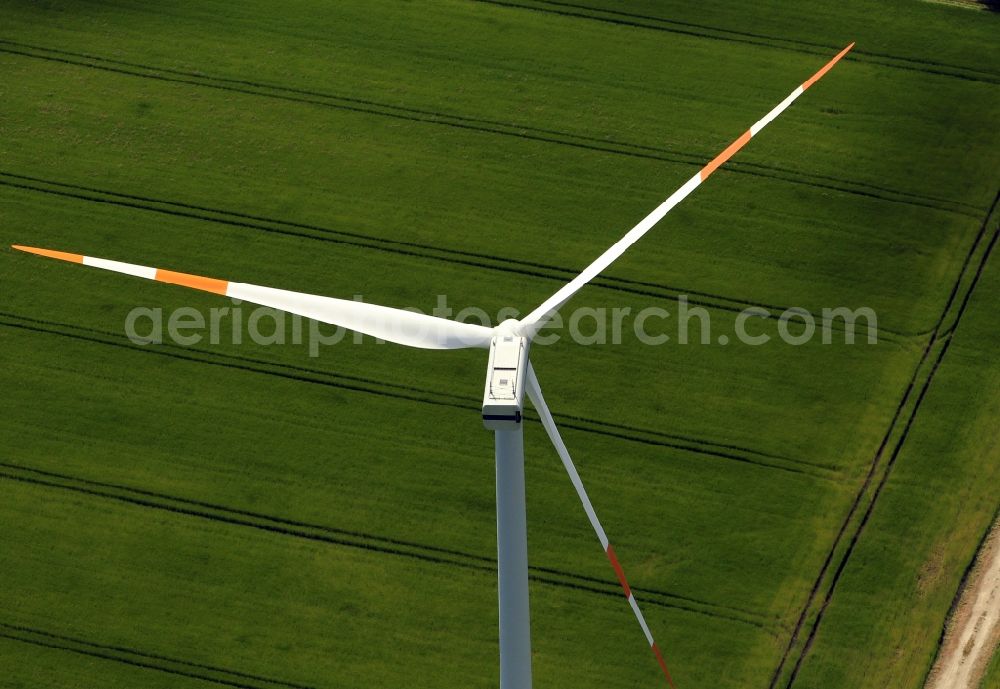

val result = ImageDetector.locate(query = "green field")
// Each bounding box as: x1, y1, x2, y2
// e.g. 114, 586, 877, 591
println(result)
984, 650, 1000, 689
1, 1, 998, 688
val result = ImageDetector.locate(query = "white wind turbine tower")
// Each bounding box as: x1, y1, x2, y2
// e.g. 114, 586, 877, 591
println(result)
12, 43, 853, 688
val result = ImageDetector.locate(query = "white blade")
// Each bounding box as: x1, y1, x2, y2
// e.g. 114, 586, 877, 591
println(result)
11, 245, 492, 350
520, 43, 854, 338
525, 362, 676, 687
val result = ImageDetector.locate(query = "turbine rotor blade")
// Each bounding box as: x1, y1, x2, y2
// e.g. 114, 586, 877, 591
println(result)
525, 363, 676, 687
520, 42, 854, 338
11, 245, 492, 350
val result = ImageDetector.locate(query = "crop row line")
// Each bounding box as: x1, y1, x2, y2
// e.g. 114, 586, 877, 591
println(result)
0, 171, 917, 341
0, 310, 837, 479
0, 39, 984, 222
471, 0, 1000, 85
769, 188, 1000, 688
0, 462, 773, 629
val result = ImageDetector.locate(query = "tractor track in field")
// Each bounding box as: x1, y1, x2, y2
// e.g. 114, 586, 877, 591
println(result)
769, 188, 1000, 688
0, 632, 271, 689
0, 462, 773, 630
0, 172, 916, 341
0, 310, 838, 479
470, 0, 1000, 85
0, 623, 314, 689
0, 174, 813, 326
0, 41, 985, 223
782, 215, 1000, 688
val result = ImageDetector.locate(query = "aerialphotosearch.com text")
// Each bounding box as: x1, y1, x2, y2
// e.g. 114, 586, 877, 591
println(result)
123, 295, 878, 357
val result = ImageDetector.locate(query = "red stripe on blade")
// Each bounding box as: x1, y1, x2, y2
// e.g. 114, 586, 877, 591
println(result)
652, 643, 677, 688
606, 545, 631, 598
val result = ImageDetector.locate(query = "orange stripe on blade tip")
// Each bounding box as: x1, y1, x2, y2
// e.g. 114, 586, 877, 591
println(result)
11, 245, 84, 263
154, 268, 229, 295
700, 129, 752, 181
802, 41, 855, 90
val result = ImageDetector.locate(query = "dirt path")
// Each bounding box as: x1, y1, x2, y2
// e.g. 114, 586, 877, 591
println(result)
926, 519, 1000, 689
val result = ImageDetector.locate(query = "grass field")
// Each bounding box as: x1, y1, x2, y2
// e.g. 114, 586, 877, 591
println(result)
984, 650, 1000, 689
1, 1, 998, 688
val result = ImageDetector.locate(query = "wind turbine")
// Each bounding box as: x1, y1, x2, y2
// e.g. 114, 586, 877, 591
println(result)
12, 43, 853, 688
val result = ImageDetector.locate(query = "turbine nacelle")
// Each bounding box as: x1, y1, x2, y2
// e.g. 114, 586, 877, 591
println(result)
482, 327, 530, 430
